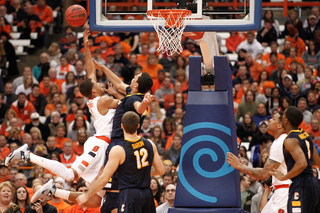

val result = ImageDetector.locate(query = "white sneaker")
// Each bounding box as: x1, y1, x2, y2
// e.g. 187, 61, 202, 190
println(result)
31, 179, 57, 203
5, 144, 30, 166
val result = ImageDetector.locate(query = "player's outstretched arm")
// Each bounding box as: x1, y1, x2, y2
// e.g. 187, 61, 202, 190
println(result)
83, 30, 96, 81
227, 152, 280, 180
92, 59, 128, 94
133, 93, 154, 115
150, 141, 165, 176
270, 138, 307, 181
76, 146, 125, 207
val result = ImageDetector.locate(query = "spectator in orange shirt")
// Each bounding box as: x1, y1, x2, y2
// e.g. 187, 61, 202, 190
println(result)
39, 75, 51, 98
64, 182, 101, 213
15, 173, 33, 198
33, 0, 53, 46
48, 67, 63, 92
0, 135, 9, 161
60, 141, 77, 168
73, 131, 87, 156
45, 93, 68, 117
226, 32, 244, 53
286, 25, 306, 57
245, 52, 264, 82
261, 41, 285, 68
10, 93, 36, 125
0, 163, 9, 182
285, 47, 305, 70
306, 118, 320, 146
142, 54, 164, 81
48, 180, 70, 212
0, 16, 11, 35
265, 52, 278, 76
55, 125, 71, 151
137, 43, 150, 67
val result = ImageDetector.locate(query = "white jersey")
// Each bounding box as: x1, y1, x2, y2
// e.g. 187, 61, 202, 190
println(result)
87, 96, 115, 138
269, 133, 291, 186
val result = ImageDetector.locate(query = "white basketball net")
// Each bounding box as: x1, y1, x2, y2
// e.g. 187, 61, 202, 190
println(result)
147, 10, 192, 56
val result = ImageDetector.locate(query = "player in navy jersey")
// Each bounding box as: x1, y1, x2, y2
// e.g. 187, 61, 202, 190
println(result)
270, 106, 320, 213
76, 111, 165, 212
91, 60, 154, 212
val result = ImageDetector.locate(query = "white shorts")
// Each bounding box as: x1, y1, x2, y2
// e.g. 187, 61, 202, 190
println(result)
72, 136, 110, 197
262, 187, 289, 213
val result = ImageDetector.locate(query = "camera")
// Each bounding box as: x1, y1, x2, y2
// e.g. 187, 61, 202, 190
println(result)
261, 176, 272, 187
32, 200, 40, 206
201, 72, 215, 86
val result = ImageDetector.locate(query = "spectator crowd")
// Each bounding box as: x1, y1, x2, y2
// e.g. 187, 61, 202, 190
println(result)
0, 0, 320, 213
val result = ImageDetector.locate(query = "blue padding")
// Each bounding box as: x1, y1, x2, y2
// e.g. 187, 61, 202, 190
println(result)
169, 208, 244, 213
186, 91, 228, 105
188, 56, 202, 91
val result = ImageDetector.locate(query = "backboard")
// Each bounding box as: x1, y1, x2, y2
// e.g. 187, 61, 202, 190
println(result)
89, 0, 262, 32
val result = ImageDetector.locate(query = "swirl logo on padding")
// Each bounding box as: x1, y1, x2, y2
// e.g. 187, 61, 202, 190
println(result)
179, 122, 234, 203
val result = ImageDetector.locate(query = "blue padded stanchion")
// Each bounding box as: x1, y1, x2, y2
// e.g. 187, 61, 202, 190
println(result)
169, 56, 242, 212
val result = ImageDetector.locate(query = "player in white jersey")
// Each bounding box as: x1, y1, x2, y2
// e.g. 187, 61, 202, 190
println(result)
5, 30, 121, 208
227, 111, 290, 213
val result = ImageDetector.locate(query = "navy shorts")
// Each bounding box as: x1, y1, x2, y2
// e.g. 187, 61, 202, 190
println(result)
118, 188, 156, 213
100, 192, 119, 213
287, 175, 320, 213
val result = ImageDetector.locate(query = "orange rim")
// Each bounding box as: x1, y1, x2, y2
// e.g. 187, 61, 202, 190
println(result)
147, 9, 192, 28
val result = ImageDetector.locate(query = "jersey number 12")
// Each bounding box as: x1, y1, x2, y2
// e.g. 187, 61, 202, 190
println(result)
134, 148, 149, 169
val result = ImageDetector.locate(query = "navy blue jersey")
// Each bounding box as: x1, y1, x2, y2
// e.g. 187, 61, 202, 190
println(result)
117, 137, 154, 190
284, 129, 314, 181
111, 86, 146, 141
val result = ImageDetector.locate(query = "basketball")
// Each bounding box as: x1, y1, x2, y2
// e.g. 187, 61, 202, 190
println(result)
65, 5, 87, 27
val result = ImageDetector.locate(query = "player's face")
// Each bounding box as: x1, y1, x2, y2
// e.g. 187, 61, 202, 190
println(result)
130, 73, 142, 90
268, 113, 281, 133
91, 79, 104, 96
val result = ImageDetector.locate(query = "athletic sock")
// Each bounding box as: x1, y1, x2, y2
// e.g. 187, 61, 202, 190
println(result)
30, 153, 75, 181
54, 189, 70, 200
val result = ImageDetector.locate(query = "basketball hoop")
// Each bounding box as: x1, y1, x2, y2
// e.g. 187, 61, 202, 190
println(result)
147, 9, 192, 56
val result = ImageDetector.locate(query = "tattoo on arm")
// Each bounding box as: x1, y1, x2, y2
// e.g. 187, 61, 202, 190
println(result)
239, 158, 280, 180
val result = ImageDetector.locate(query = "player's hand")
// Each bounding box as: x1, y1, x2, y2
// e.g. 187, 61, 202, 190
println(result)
92, 59, 104, 70
269, 169, 285, 181
76, 194, 89, 207
142, 93, 154, 104
104, 82, 117, 95
83, 30, 90, 47
226, 152, 241, 169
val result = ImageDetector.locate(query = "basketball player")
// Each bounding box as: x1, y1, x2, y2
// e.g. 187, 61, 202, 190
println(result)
91, 51, 154, 212
270, 106, 320, 213
76, 111, 165, 212
5, 30, 121, 208
227, 111, 290, 213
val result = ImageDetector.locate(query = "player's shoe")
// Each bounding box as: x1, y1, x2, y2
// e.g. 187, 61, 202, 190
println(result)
31, 179, 57, 203
5, 144, 30, 166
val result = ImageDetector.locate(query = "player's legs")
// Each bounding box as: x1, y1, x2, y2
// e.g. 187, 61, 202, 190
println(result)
5, 144, 76, 181
118, 188, 155, 213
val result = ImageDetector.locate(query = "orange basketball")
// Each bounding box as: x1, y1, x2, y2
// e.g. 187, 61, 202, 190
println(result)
65, 5, 87, 27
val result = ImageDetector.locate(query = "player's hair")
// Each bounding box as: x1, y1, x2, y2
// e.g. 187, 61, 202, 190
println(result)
278, 111, 284, 122
122, 111, 140, 134
137, 73, 153, 93
285, 106, 303, 128
79, 79, 94, 98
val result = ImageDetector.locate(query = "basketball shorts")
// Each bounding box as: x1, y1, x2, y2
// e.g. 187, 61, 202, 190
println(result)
262, 187, 289, 213
287, 175, 320, 213
118, 188, 156, 213
101, 192, 119, 213
72, 136, 110, 197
